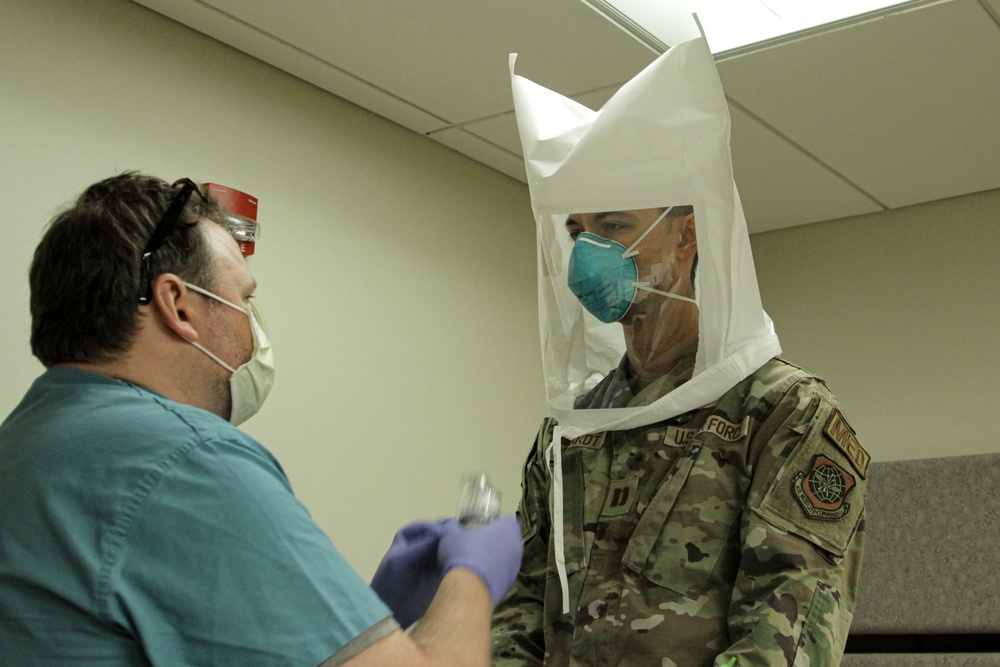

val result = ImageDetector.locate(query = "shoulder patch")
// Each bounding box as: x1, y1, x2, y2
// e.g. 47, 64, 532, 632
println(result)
823, 410, 870, 479
754, 397, 867, 557
792, 455, 857, 521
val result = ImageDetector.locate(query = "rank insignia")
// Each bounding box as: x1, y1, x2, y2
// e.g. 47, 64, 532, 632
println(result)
793, 455, 856, 521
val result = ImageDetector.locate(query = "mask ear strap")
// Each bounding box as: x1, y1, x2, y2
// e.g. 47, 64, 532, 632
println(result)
183, 282, 248, 315
622, 206, 674, 259
631, 282, 698, 304
188, 340, 238, 374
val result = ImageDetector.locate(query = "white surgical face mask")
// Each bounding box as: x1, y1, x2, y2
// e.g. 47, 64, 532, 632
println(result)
183, 282, 275, 426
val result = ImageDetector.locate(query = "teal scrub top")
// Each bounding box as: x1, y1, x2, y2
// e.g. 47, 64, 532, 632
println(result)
0, 368, 395, 665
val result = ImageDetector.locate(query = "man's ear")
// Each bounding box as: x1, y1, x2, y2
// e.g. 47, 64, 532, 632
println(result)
677, 213, 697, 261
150, 274, 200, 342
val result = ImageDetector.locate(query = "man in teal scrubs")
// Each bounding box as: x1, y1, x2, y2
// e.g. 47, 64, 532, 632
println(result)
0, 172, 521, 666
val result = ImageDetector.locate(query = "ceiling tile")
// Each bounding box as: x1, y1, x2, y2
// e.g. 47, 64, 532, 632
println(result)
571, 85, 621, 111
729, 105, 884, 233
718, 0, 1000, 209
453, 114, 523, 158
133, 0, 448, 133
457, 82, 626, 157
181, 0, 656, 124
431, 127, 527, 183
251, 42, 449, 134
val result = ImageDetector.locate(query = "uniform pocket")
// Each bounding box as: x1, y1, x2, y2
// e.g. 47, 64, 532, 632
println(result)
794, 580, 852, 666
623, 441, 749, 599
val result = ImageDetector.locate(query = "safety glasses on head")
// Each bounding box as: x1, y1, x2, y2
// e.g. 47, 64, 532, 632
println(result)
137, 178, 205, 305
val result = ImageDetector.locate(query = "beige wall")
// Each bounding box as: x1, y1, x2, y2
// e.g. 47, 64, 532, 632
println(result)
752, 188, 1000, 463
0, 0, 545, 578
3, 0, 997, 580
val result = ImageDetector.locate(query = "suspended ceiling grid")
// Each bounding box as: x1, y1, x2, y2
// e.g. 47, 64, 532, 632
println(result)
131, 0, 1000, 233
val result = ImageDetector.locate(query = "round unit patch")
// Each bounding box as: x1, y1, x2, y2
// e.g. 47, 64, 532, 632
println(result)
792, 454, 856, 521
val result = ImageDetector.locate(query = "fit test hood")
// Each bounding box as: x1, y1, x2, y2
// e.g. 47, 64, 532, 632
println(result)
510, 34, 782, 439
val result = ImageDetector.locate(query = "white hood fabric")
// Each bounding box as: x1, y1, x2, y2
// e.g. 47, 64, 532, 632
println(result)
510, 36, 782, 441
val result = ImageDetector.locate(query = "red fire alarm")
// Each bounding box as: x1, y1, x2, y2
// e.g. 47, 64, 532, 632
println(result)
202, 182, 260, 256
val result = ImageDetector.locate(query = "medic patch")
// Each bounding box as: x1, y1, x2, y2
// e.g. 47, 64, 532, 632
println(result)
824, 409, 870, 479
793, 455, 856, 522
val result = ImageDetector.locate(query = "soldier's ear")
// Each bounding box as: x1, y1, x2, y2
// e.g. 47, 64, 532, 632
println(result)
677, 213, 697, 261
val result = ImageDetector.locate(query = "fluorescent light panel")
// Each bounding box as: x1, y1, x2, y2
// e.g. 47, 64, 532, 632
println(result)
585, 0, 920, 53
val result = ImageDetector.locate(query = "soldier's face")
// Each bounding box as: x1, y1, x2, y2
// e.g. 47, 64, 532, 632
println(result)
565, 208, 695, 295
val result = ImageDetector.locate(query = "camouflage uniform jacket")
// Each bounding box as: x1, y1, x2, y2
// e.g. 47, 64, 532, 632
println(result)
492, 357, 869, 666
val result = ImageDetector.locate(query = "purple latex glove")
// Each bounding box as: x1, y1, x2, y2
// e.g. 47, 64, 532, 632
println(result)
370, 520, 449, 628
437, 515, 523, 606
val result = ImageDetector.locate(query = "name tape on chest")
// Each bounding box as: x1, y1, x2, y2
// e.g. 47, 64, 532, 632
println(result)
665, 425, 698, 448
823, 409, 870, 479
566, 417, 747, 453
565, 432, 606, 450
698, 415, 750, 442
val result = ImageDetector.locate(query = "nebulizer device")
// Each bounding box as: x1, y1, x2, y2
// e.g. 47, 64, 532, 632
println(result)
457, 473, 502, 527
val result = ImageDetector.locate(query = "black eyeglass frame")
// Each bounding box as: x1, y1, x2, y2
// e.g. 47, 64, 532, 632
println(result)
137, 178, 205, 304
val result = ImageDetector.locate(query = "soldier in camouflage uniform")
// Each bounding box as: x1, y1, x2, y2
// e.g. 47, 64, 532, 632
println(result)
491, 209, 869, 666
500, 35, 869, 666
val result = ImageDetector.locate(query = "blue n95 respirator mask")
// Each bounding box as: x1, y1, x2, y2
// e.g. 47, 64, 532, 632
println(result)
566, 207, 696, 323
567, 234, 639, 323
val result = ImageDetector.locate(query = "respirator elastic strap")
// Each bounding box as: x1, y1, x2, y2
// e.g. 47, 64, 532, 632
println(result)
621, 206, 673, 259
631, 282, 698, 304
